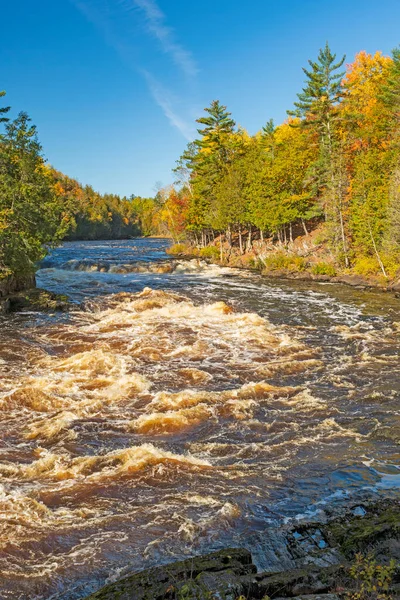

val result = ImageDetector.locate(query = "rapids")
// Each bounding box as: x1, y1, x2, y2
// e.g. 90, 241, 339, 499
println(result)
0, 238, 399, 599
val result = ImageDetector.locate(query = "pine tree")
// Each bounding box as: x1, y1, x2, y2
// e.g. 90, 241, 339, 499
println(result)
289, 43, 350, 265
177, 101, 236, 244
0, 90, 10, 125
381, 47, 400, 127
288, 42, 345, 156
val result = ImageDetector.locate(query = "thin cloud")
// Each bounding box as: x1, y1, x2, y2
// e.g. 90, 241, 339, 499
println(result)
143, 71, 195, 140
129, 0, 198, 78
70, 0, 197, 139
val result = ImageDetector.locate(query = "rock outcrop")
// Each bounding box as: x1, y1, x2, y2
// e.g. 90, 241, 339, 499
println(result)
83, 500, 400, 599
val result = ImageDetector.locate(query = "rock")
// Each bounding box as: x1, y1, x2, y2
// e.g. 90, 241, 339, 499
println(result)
83, 548, 255, 600
276, 594, 340, 600
8, 288, 71, 312
0, 273, 36, 298
336, 274, 370, 288
311, 274, 334, 282
389, 280, 400, 292
82, 500, 400, 600
324, 498, 400, 561
252, 564, 346, 599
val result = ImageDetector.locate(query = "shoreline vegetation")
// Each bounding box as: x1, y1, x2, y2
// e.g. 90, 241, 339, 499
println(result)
2, 43, 400, 300
166, 233, 400, 294
157, 44, 400, 297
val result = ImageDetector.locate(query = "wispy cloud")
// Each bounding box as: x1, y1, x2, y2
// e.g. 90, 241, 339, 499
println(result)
70, 0, 197, 139
142, 70, 195, 140
128, 0, 198, 78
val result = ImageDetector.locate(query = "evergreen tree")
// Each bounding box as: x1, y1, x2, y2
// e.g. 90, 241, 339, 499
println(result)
288, 42, 345, 156
0, 90, 10, 124
381, 46, 400, 127
289, 43, 349, 264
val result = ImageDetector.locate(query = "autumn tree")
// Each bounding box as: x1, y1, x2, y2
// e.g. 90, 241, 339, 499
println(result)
341, 51, 392, 274
288, 43, 351, 265
181, 100, 236, 244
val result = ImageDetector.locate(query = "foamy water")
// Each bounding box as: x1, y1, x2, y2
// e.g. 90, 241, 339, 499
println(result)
0, 239, 399, 599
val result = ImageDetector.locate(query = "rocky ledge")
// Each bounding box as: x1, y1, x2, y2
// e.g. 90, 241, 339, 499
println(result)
8, 287, 70, 312
83, 499, 400, 599
0, 273, 70, 313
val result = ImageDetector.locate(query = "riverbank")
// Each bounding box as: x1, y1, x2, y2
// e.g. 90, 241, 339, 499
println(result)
0, 273, 36, 313
0, 273, 71, 313
84, 498, 400, 599
167, 241, 400, 295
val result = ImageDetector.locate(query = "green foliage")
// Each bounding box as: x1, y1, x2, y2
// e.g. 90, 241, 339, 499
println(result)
0, 112, 66, 276
347, 553, 396, 599
311, 261, 337, 276
262, 252, 308, 272
0, 90, 10, 124
167, 243, 189, 255
171, 45, 400, 280
199, 245, 220, 259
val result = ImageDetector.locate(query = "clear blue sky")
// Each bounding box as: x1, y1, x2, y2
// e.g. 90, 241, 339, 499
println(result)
1, 0, 399, 197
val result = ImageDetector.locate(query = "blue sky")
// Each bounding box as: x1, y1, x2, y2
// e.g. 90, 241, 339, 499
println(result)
1, 0, 399, 197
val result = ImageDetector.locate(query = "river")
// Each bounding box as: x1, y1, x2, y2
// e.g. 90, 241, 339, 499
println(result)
0, 238, 399, 599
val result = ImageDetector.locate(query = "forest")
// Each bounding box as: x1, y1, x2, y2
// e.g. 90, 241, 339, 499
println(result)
0, 98, 159, 276
161, 45, 400, 279
0, 44, 399, 279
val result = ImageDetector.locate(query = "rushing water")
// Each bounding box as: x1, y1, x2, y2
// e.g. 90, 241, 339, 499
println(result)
1, 238, 400, 599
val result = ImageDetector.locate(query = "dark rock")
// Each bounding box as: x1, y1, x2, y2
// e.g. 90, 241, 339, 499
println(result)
0, 273, 36, 298
324, 498, 400, 561
9, 288, 71, 312
252, 564, 346, 599
81, 500, 400, 599
83, 548, 255, 600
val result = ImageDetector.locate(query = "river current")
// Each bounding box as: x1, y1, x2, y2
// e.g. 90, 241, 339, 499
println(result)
1, 238, 399, 599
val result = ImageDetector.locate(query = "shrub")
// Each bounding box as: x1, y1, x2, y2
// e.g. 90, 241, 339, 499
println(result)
290, 256, 308, 272
311, 261, 337, 277
353, 256, 381, 277
347, 552, 396, 599
263, 252, 308, 272
167, 243, 188, 255
353, 254, 400, 279
199, 246, 220, 259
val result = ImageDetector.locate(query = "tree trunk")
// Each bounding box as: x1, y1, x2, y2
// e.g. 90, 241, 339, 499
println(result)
338, 207, 349, 268
226, 226, 232, 250
301, 219, 308, 236
283, 226, 287, 245
289, 222, 293, 243
247, 225, 252, 252
219, 234, 223, 263
260, 229, 264, 243
368, 222, 387, 277
238, 225, 243, 255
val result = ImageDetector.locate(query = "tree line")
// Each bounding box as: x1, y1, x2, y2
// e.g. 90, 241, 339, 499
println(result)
1, 43, 400, 279
159, 44, 400, 277
0, 98, 159, 277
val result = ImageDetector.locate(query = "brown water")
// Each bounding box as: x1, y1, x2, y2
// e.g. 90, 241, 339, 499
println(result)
1, 239, 400, 599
